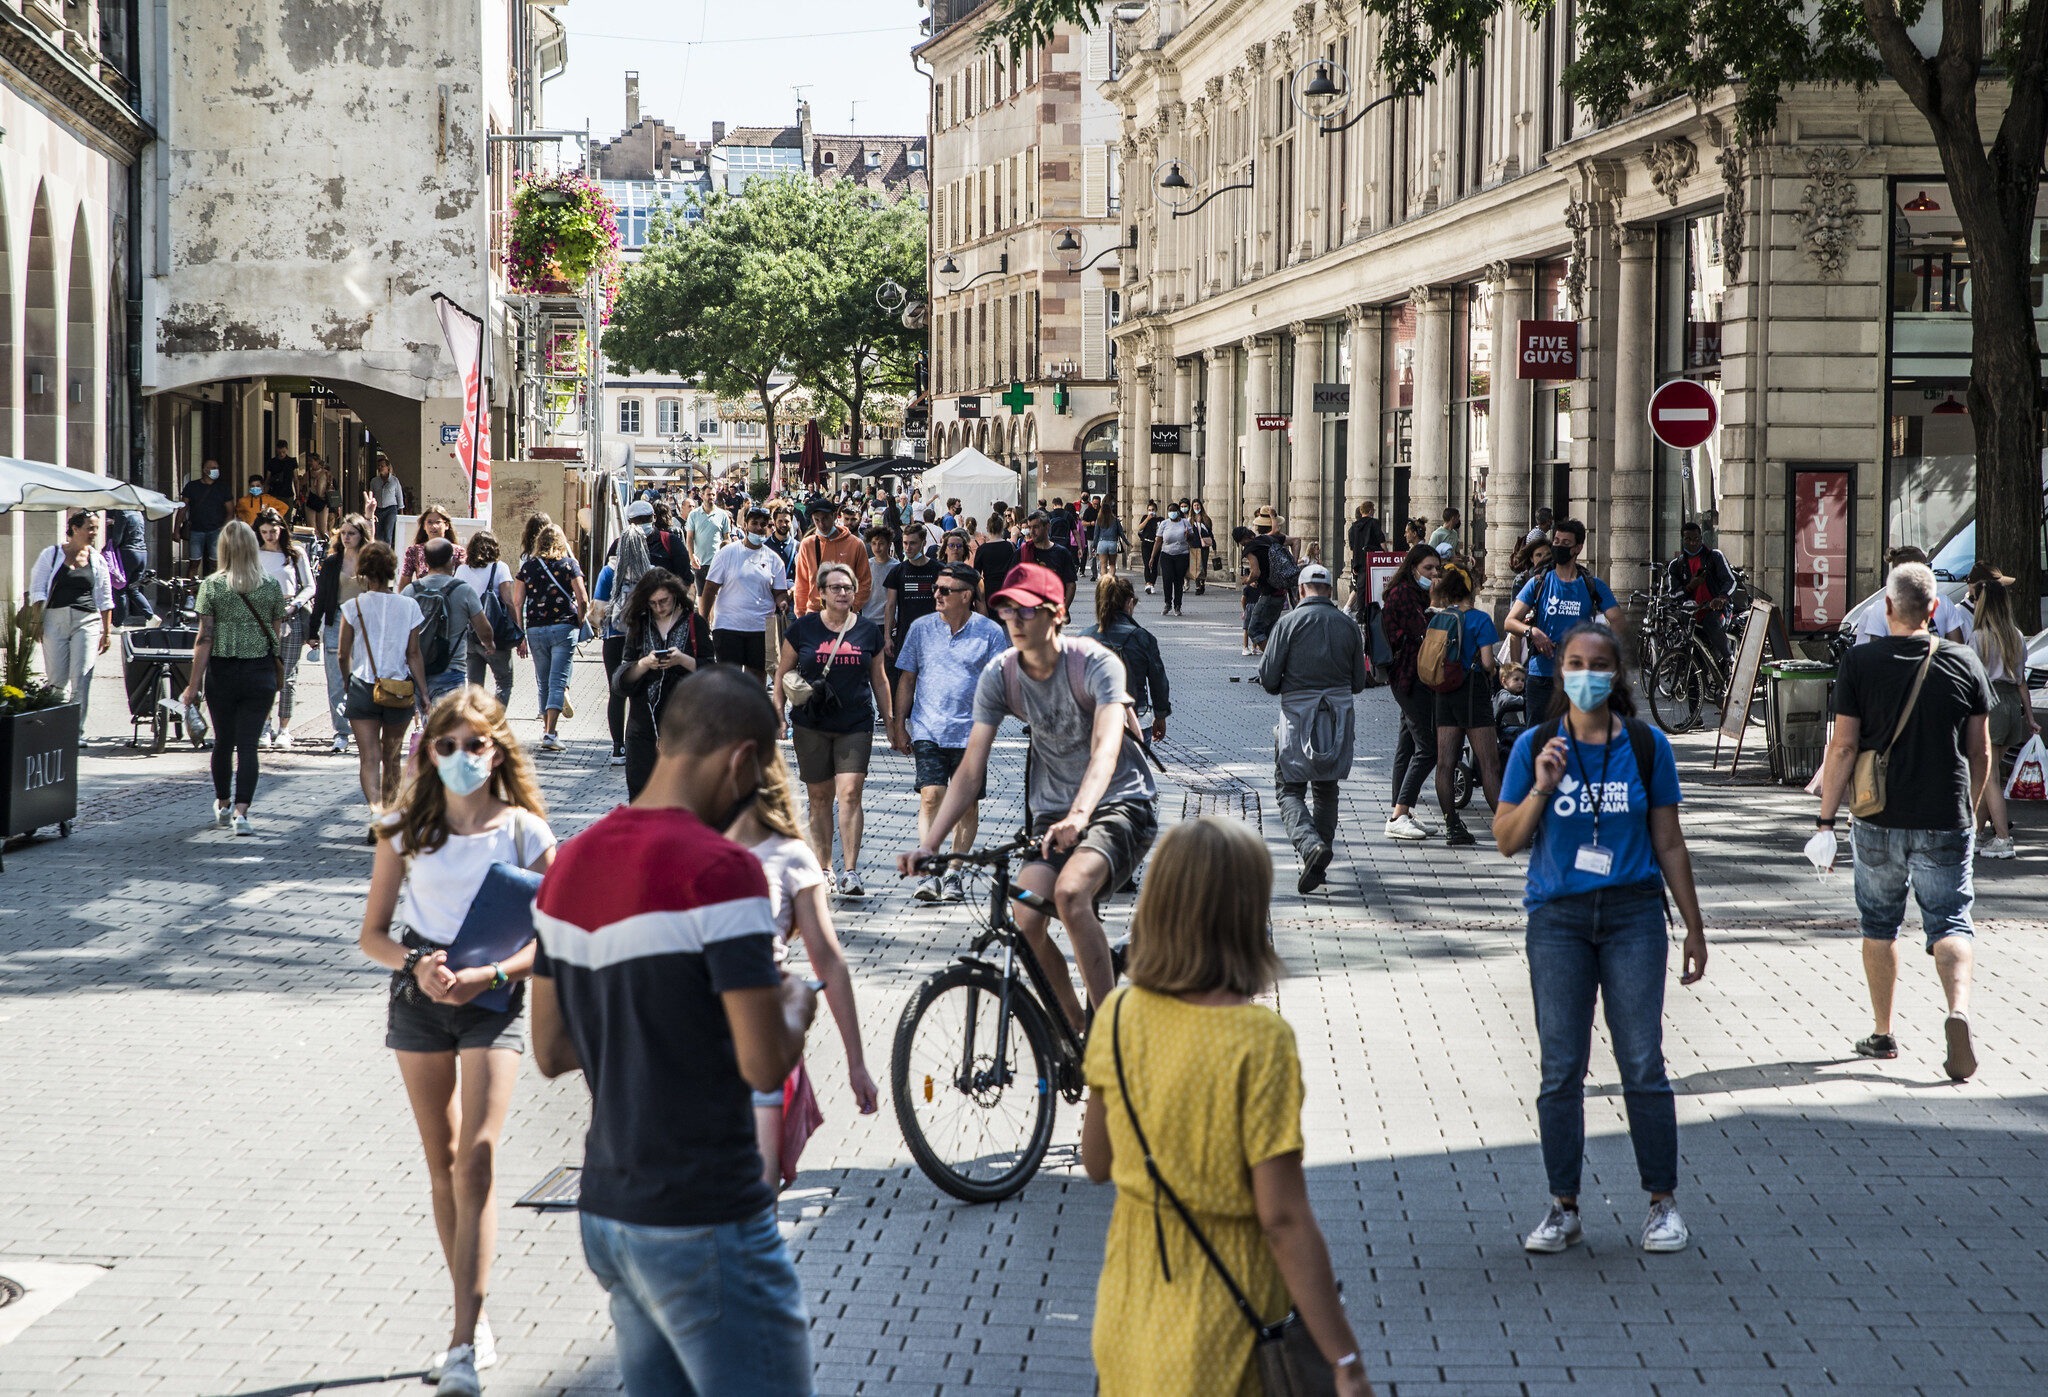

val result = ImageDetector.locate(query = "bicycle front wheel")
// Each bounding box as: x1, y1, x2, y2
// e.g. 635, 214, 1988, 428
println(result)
1648, 651, 1703, 734
892, 962, 1059, 1203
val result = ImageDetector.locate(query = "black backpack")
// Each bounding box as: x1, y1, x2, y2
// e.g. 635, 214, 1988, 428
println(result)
1258, 536, 1300, 593
410, 579, 457, 675
1529, 715, 1657, 797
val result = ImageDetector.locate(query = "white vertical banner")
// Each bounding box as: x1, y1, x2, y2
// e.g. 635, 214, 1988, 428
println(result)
432, 293, 492, 518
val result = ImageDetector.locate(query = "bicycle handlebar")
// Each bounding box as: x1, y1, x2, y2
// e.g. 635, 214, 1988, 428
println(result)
912, 833, 1038, 876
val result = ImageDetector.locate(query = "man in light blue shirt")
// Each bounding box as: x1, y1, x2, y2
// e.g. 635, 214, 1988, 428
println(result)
684, 498, 731, 577
890, 562, 1009, 902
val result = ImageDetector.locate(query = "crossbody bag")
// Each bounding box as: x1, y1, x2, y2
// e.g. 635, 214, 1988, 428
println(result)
1111, 996, 1338, 1397
232, 586, 286, 689
1849, 637, 1939, 819
353, 598, 416, 709
781, 613, 856, 713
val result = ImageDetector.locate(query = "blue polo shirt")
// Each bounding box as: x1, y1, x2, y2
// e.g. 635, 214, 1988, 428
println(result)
1501, 721, 1682, 909
1516, 569, 1619, 676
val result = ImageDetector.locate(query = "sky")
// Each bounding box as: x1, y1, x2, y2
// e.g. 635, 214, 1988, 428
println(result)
545, 0, 932, 146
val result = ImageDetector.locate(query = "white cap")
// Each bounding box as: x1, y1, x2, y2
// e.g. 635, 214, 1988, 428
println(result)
1299, 563, 1332, 587
626, 500, 654, 521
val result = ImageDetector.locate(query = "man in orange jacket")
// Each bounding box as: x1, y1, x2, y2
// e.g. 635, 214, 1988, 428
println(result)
791, 496, 872, 614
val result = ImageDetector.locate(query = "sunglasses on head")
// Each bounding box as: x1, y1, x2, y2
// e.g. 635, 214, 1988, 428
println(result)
431, 735, 493, 759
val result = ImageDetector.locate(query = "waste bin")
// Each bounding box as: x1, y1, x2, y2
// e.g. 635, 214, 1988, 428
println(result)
1764, 661, 1835, 784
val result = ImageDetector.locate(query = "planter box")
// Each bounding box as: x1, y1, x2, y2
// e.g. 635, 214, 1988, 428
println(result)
1, 704, 80, 840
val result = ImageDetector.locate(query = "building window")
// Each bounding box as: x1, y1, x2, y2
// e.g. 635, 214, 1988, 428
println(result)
1654, 212, 1727, 558
618, 398, 642, 435
823, 150, 837, 167
867, 150, 883, 168
697, 414, 720, 436
735, 421, 762, 440
1382, 300, 1417, 524
656, 398, 683, 435
909, 149, 926, 168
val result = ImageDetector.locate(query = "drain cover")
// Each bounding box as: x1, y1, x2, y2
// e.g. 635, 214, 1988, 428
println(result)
0, 1277, 21, 1309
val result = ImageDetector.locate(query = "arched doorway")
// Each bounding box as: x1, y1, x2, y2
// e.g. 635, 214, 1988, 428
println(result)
65, 208, 95, 473
24, 186, 56, 466
1080, 418, 1119, 504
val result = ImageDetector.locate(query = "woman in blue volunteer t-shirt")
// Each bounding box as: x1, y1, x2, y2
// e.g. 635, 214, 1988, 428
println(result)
1494, 622, 1708, 1260
1428, 563, 1502, 846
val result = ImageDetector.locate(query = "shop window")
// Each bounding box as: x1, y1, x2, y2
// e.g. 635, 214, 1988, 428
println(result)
1381, 300, 1416, 527
1450, 282, 1493, 542
1532, 261, 1573, 524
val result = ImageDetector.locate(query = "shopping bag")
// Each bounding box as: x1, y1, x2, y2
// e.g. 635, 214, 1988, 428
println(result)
2004, 734, 2048, 802
778, 1059, 824, 1187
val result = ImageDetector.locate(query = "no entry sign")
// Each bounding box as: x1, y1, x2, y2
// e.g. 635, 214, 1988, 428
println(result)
1648, 378, 1718, 451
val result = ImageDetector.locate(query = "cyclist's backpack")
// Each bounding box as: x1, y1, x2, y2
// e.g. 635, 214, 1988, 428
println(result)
410, 578, 456, 676
1260, 536, 1300, 593
1416, 609, 1467, 693
999, 641, 1149, 751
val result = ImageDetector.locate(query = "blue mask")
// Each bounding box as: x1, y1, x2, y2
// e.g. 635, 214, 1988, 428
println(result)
745, 531, 767, 546
435, 749, 493, 797
1562, 670, 1616, 712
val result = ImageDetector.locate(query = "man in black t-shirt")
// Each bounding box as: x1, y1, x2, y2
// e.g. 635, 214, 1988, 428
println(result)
883, 548, 942, 662
1816, 561, 1992, 1081
178, 461, 233, 567
1016, 511, 1077, 604
973, 529, 1018, 601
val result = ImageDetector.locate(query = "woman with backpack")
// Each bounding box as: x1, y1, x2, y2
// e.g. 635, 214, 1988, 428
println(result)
592, 527, 654, 767
610, 568, 712, 798
253, 508, 316, 750
455, 531, 517, 706
179, 521, 288, 835
1421, 564, 1502, 847
1493, 622, 1707, 1259
509, 524, 588, 753
1381, 544, 1442, 842
1085, 575, 1169, 744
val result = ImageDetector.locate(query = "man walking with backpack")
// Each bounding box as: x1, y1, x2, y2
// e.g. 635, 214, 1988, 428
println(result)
1241, 507, 1297, 654
1260, 564, 1369, 892
404, 538, 492, 702
1506, 517, 1622, 723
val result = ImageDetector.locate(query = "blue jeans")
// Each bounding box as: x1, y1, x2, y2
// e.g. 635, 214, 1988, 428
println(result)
1852, 824, 1975, 952
525, 622, 575, 715
1526, 883, 1677, 1198
425, 665, 467, 703
579, 1207, 813, 1397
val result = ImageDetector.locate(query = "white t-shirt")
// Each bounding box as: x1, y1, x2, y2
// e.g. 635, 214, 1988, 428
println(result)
345, 590, 425, 682
391, 807, 557, 945
1854, 595, 1973, 646
456, 560, 509, 607
260, 549, 311, 605
750, 832, 827, 947
703, 541, 790, 632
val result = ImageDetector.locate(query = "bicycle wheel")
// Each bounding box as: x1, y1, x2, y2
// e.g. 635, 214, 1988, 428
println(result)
1648, 651, 1703, 734
892, 961, 1059, 1203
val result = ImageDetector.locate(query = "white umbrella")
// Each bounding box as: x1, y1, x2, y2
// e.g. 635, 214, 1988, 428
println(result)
0, 456, 179, 519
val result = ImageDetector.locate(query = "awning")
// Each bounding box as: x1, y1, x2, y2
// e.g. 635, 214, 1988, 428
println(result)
0, 457, 179, 519
835, 456, 925, 479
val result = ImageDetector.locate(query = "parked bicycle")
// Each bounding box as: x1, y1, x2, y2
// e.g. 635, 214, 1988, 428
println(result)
891, 834, 1127, 1203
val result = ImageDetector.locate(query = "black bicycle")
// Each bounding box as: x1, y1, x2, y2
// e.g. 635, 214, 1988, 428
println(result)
891, 834, 1122, 1203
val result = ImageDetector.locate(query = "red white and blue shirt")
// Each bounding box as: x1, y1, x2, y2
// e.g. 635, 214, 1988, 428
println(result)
533, 805, 781, 1226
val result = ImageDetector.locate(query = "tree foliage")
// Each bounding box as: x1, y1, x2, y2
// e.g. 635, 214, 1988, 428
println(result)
782, 187, 927, 450
980, 0, 1103, 54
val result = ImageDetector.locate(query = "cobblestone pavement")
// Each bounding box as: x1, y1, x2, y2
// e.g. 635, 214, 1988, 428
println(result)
3, 582, 2046, 1396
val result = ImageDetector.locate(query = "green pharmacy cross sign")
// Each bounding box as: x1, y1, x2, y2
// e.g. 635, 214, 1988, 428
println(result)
1001, 381, 1035, 415
1052, 381, 1070, 415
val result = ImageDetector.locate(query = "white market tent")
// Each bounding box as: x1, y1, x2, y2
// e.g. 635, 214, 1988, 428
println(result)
0, 457, 178, 518
920, 448, 1018, 532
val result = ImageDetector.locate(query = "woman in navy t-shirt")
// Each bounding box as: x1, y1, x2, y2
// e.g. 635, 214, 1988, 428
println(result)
1494, 622, 1708, 1260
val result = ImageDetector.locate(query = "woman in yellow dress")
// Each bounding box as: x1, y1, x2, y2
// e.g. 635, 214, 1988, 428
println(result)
1083, 816, 1374, 1397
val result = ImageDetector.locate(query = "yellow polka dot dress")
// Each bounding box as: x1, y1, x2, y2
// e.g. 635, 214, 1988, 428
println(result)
1082, 985, 1306, 1396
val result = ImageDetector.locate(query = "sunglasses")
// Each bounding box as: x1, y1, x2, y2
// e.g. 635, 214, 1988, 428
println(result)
996, 604, 1054, 622
934, 585, 972, 597
431, 735, 493, 758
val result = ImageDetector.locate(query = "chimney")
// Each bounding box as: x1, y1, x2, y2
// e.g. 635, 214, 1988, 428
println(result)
798, 101, 814, 166
712, 120, 726, 143
625, 71, 640, 128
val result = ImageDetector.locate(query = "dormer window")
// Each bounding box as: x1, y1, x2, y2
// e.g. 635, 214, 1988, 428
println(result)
866, 150, 883, 168
823, 150, 837, 166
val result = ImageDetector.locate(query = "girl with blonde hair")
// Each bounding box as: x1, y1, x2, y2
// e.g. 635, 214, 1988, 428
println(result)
358, 688, 556, 1395
509, 523, 590, 751
180, 520, 288, 834
725, 747, 878, 1186
1082, 818, 1370, 1397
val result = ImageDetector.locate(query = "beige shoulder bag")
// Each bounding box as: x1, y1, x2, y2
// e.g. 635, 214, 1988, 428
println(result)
1849, 637, 1938, 819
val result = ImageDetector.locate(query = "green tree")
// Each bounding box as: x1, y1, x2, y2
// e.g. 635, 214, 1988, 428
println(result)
984, 0, 2048, 597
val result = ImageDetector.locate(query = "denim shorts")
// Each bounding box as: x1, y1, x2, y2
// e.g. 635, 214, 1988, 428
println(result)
386, 982, 527, 1053
1852, 823, 1975, 953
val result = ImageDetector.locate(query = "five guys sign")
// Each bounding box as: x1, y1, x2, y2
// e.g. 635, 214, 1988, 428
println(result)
1516, 320, 1579, 379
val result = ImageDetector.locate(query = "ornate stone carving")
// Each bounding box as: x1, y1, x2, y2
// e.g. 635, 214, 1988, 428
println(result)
1205, 74, 1225, 102
1485, 260, 1512, 289
1407, 285, 1437, 311
1244, 41, 1266, 71
1644, 136, 1698, 206
1562, 193, 1592, 318
1294, 3, 1317, 35
1796, 147, 1861, 279
1718, 142, 1748, 282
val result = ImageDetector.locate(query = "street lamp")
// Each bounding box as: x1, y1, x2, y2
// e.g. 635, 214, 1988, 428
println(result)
1157, 157, 1255, 220
938, 252, 1009, 293
1288, 59, 1417, 136
1051, 225, 1136, 272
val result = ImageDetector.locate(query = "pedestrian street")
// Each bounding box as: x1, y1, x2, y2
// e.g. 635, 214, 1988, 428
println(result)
2, 584, 2046, 1396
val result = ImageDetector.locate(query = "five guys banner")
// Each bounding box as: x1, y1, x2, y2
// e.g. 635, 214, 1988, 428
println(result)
1790, 467, 1852, 633
432, 293, 492, 518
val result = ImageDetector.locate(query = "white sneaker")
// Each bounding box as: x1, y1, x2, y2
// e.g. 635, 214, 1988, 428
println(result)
1641, 1198, 1690, 1253
913, 875, 943, 903
435, 1343, 481, 1397
1522, 1203, 1583, 1254
941, 871, 967, 901
260, 723, 275, 747
428, 1318, 497, 1380
212, 801, 232, 829
539, 732, 563, 752
1384, 813, 1430, 842
1981, 835, 2016, 859
232, 813, 254, 837
1240, 642, 1253, 657
840, 871, 867, 899
331, 734, 348, 754
610, 745, 627, 766
1144, 584, 1154, 594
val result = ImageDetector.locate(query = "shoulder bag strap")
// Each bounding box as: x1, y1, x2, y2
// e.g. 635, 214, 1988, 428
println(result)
232, 586, 277, 659
1882, 637, 1941, 758
1111, 996, 1274, 1339
539, 558, 577, 609
354, 599, 381, 683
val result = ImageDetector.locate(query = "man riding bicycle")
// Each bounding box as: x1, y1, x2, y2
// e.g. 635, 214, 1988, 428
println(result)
896, 562, 1158, 1035
1665, 521, 1735, 669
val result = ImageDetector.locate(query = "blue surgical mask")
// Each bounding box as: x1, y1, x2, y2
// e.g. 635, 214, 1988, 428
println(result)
1562, 670, 1616, 712
1168, 510, 1181, 520
745, 531, 767, 547
435, 749, 493, 797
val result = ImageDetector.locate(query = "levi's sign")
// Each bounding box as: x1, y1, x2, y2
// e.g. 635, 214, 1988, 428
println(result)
1516, 320, 1580, 379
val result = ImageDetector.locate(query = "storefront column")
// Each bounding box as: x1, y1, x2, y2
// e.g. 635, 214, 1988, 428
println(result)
1170, 358, 1195, 500
1244, 334, 1277, 515
1131, 363, 1155, 517
1204, 346, 1235, 522
1408, 287, 1450, 527
1482, 266, 1535, 609
1116, 360, 1141, 522
1610, 230, 1655, 583
1345, 305, 1382, 523
1287, 322, 1322, 547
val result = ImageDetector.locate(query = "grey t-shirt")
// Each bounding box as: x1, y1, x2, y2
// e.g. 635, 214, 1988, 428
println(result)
406, 575, 481, 672
971, 636, 1158, 815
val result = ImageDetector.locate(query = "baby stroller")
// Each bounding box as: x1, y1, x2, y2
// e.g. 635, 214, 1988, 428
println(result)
1452, 684, 1527, 809
122, 572, 206, 754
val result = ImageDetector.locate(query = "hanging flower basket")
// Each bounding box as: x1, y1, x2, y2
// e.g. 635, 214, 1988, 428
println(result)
507, 171, 623, 322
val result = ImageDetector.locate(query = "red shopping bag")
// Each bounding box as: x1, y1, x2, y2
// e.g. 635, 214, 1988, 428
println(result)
2005, 734, 2047, 802
778, 1059, 824, 1187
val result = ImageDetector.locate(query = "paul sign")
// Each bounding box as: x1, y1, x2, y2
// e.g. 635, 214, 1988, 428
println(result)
1516, 320, 1579, 379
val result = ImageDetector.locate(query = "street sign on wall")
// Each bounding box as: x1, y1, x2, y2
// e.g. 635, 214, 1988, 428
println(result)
1256, 414, 1290, 432
1515, 320, 1580, 379
1648, 378, 1718, 450
1149, 424, 1189, 454
1789, 466, 1853, 632
1312, 383, 1350, 413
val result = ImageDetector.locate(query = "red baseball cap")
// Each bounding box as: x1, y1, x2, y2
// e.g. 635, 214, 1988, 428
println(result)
990, 562, 1064, 612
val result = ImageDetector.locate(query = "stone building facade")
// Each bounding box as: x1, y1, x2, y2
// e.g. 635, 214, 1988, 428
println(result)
1104, 0, 2026, 632
918, 0, 1127, 503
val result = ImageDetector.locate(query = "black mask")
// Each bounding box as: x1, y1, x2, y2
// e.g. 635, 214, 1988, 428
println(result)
1552, 544, 1574, 563
717, 768, 762, 833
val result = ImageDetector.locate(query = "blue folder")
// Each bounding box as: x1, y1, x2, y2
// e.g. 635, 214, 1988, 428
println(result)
446, 861, 545, 1013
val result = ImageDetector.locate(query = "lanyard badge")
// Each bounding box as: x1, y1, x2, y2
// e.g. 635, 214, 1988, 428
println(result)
1568, 726, 1615, 877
